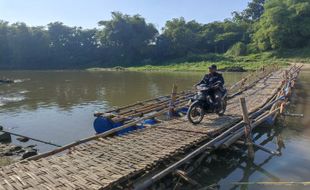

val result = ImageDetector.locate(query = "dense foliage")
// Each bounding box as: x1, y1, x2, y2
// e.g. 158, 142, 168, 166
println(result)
253, 0, 310, 51
0, 0, 309, 69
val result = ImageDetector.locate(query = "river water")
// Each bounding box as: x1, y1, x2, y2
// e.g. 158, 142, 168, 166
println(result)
0, 69, 309, 189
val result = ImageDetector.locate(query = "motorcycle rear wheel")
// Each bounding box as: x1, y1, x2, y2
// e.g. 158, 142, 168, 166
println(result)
187, 101, 205, 124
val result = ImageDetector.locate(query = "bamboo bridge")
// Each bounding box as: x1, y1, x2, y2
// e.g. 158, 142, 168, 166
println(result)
0, 64, 303, 190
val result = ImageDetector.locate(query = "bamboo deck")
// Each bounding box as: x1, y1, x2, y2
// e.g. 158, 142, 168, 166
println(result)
0, 69, 288, 190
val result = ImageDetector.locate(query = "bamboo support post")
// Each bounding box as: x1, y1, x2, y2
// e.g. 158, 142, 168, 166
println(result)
221, 107, 281, 149
133, 120, 249, 189
235, 141, 280, 155
252, 143, 280, 156
174, 170, 200, 186
169, 84, 178, 118
240, 97, 254, 160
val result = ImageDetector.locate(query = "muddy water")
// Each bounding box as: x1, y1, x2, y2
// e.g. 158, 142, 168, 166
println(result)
0, 71, 245, 152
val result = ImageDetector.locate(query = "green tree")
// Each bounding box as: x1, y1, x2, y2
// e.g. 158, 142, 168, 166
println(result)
48, 22, 100, 68
97, 12, 158, 66
233, 0, 266, 23
0, 21, 10, 67
253, 0, 310, 50
200, 21, 248, 53
160, 18, 202, 57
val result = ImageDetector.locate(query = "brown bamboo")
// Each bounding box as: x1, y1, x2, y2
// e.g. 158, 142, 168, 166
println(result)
221, 107, 281, 148
239, 97, 254, 159
169, 84, 178, 116
27, 100, 190, 161
102, 91, 190, 114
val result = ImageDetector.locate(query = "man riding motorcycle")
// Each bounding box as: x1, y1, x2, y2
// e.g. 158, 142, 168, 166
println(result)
195, 64, 225, 109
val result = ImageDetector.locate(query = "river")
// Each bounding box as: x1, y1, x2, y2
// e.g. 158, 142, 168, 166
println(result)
0, 69, 309, 190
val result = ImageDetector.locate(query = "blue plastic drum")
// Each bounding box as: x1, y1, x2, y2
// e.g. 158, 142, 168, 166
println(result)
178, 107, 189, 115
143, 119, 157, 125
93, 116, 114, 134
265, 115, 275, 125
115, 122, 136, 136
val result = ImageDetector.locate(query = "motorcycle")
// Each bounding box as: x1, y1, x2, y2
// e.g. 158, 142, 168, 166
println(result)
187, 81, 228, 124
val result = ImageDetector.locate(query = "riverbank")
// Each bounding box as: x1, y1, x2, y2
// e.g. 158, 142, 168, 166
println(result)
88, 60, 308, 72
87, 49, 310, 72
87, 60, 288, 72
88, 54, 303, 72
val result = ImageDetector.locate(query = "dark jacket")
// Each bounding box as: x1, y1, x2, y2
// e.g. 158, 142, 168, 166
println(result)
197, 72, 224, 86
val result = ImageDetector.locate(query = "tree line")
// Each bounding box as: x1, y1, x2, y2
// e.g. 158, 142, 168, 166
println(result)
0, 0, 309, 69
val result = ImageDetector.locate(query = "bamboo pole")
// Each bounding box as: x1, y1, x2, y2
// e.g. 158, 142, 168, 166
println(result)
174, 170, 200, 186
99, 90, 192, 115
221, 65, 300, 149
98, 65, 279, 120
222, 103, 282, 149
232, 181, 310, 186
134, 97, 282, 190
169, 84, 178, 118
118, 91, 192, 116
27, 99, 189, 161
117, 67, 278, 122
135, 90, 288, 189
101, 93, 192, 123
112, 95, 190, 123
0, 127, 61, 147
240, 97, 254, 159
134, 120, 246, 190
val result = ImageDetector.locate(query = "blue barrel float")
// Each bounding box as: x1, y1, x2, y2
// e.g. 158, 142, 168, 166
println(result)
93, 116, 158, 136
177, 107, 189, 115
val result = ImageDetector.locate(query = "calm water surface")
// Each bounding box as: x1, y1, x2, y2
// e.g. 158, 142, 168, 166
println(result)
0, 71, 245, 152
0, 69, 309, 190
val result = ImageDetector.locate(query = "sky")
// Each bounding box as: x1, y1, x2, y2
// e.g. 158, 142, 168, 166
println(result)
0, 0, 250, 29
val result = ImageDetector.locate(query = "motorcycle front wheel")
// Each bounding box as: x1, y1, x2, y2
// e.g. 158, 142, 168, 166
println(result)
217, 97, 227, 116
187, 101, 205, 125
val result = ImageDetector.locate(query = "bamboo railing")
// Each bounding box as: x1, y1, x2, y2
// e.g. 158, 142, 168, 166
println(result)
134, 64, 303, 190
94, 65, 281, 124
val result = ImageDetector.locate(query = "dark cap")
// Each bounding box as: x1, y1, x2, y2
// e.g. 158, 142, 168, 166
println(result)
208, 64, 217, 70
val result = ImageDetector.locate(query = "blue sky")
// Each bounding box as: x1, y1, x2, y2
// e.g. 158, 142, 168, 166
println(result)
0, 0, 250, 29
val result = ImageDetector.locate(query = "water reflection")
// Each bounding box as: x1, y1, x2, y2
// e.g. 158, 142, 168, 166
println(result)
0, 70, 245, 152
0, 71, 245, 111
167, 120, 310, 190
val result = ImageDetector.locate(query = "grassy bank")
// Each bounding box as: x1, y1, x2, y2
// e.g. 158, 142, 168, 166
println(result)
87, 49, 310, 72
